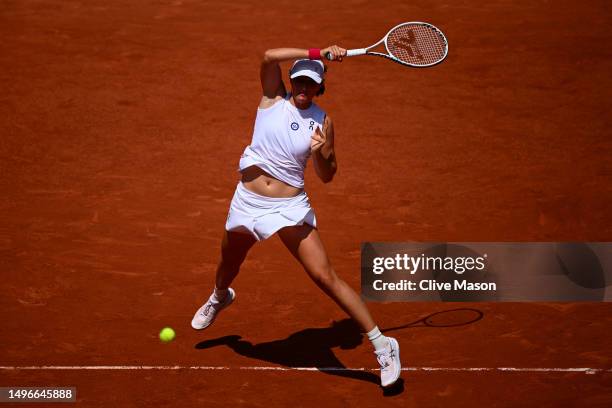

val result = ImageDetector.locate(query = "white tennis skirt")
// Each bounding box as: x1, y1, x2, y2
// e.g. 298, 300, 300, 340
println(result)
225, 182, 317, 241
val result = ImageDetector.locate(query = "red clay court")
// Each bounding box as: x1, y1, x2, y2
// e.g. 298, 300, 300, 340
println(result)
1, 0, 611, 406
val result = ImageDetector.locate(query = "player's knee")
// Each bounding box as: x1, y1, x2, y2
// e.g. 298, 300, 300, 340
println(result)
311, 266, 339, 290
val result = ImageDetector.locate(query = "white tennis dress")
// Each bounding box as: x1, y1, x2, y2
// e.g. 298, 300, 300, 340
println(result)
226, 93, 326, 241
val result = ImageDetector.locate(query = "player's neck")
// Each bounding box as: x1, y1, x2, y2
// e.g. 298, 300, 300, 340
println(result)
289, 94, 312, 110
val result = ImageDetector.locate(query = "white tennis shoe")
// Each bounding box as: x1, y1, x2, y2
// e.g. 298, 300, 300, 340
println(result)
191, 288, 236, 330
375, 337, 401, 387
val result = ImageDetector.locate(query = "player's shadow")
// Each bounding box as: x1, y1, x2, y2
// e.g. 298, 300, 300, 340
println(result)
195, 309, 485, 396
195, 319, 404, 395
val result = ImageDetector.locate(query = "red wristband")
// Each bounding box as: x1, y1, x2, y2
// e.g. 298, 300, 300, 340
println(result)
308, 48, 321, 60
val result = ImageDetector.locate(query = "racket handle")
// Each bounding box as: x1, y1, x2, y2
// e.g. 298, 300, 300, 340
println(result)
347, 48, 367, 57
324, 49, 367, 60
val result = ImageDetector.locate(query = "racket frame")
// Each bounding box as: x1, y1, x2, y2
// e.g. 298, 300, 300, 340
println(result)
331, 21, 449, 68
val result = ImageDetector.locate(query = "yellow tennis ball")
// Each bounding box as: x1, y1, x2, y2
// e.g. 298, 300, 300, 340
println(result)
159, 327, 176, 343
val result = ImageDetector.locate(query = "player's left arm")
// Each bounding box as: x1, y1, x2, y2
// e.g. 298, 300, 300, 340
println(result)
312, 115, 337, 183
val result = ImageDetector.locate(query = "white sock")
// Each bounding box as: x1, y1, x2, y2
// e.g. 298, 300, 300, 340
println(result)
213, 287, 228, 302
366, 326, 389, 352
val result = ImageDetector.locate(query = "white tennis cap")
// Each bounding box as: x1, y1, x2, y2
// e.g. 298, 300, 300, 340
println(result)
289, 59, 325, 84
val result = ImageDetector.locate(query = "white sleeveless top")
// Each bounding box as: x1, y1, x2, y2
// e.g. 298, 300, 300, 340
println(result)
239, 93, 327, 188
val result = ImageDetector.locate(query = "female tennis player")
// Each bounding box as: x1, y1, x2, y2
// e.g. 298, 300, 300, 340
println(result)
191, 46, 401, 387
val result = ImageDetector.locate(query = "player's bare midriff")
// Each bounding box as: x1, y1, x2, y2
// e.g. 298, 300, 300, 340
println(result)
240, 165, 303, 198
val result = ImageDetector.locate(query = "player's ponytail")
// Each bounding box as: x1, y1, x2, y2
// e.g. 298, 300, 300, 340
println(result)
316, 65, 328, 96
316, 81, 325, 96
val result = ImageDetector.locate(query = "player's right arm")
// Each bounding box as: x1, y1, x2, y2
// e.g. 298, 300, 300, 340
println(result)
260, 49, 302, 109
259, 47, 344, 109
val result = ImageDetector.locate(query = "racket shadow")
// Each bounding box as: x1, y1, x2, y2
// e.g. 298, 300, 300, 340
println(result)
381, 308, 485, 333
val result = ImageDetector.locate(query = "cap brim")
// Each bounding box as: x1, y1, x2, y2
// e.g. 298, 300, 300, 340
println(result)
290, 70, 323, 84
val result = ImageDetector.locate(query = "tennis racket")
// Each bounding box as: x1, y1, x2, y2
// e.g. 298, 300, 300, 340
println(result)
326, 22, 448, 67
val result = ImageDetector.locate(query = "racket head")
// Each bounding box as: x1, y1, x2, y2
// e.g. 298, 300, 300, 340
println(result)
383, 22, 448, 67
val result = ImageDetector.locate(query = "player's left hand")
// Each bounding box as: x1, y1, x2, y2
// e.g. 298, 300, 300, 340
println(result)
310, 126, 327, 153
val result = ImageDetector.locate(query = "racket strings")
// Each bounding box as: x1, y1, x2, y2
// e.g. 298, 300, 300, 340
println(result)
386, 24, 447, 66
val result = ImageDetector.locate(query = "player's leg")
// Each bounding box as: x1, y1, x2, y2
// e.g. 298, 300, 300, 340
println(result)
277, 224, 374, 330
277, 224, 401, 387
191, 230, 257, 330
215, 229, 258, 290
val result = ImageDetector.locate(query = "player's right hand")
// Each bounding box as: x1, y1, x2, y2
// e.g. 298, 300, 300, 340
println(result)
321, 45, 347, 62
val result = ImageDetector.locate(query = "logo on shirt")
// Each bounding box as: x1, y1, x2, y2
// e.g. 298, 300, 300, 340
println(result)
309, 120, 315, 131
290, 122, 299, 131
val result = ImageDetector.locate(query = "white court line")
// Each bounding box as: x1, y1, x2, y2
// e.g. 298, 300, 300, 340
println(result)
0, 366, 609, 374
